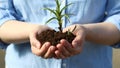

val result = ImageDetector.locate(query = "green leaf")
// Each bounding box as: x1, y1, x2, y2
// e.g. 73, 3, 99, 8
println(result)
61, 14, 71, 23
44, 8, 57, 16
55, 0, 61, 19
72, 25, 77, 32
56, 0, 60, 11
55, 9, 60, 20
45, 17, 57, 24
60, 3, 73, 14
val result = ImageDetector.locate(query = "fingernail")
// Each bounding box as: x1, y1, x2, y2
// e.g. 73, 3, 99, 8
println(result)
45, 42, 50, 47
50, 46, 56, 51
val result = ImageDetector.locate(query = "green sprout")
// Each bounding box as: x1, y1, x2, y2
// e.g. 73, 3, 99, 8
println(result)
67, 25, 77, 35
44, 0, 73, 32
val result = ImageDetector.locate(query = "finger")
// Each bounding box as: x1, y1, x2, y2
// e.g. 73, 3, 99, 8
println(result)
60, 39, 82, 55
56, 43, 71, 57
60, 39, 74, 53
38, 42, 51, 57
70, 36, 83, 54
55, 50, 66, 59
44, 46, 56, 59
71, 24, 85, 48
72, 35, 84, 48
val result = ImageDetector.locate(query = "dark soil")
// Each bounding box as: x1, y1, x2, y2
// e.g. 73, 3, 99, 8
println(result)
36, 30, 76, 46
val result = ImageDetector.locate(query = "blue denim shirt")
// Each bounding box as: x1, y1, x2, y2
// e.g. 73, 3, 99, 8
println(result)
0, 0, 120, 68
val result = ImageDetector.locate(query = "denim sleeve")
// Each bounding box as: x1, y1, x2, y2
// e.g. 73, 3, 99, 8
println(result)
0, 0, 16, 49
105, 0, 120, 48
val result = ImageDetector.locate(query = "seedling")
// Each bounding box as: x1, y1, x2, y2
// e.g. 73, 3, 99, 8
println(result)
44, 0, 73, 32
37, 0, 76, 46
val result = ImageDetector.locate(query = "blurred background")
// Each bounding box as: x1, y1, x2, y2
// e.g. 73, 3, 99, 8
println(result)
0, 49, 5, 68
0, 48, 120, 68
113, 48, 120, 68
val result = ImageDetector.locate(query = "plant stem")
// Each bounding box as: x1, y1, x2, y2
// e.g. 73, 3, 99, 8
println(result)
58, 20, 62, 32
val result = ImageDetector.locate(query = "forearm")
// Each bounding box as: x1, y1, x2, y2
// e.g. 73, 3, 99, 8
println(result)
0, 20, 39, 44
83, 22, 120, 45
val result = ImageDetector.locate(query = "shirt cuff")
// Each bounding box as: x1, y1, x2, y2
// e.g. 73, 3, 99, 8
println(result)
0, 39, 9, 49
0, 15, 15, 49
105, 15, 120, 31
0, 15, 16, 26
105, 15, 120, 48
111, 43, 120, 48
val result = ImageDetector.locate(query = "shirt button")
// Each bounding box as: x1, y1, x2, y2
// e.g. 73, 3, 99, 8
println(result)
62, 63, 67, 68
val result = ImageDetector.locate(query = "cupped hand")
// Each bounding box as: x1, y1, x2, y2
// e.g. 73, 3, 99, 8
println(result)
54, 24, 86, 59
29, 25, 56, 59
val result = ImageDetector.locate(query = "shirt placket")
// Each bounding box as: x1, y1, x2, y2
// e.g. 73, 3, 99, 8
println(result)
61, 0, 67, 68
61, 59, 67, 68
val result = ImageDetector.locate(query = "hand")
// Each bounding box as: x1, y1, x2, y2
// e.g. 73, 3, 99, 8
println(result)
54, 24, 86, 59
29, 25, 56, 59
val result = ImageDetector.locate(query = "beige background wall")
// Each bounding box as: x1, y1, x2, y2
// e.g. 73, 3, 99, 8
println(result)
113, 49, 120, 68
0, 49, 120, 68
0, 49, 5, 68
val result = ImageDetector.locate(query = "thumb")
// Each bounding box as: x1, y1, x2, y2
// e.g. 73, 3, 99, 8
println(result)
72, 35, 84, 48
29, 32, 41, 49
63, 28, 68, 33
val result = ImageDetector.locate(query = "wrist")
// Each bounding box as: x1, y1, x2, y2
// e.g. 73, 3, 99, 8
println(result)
81, 24, 91, 41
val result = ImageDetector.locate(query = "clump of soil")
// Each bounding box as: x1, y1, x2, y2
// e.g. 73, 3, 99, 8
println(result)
37, 30, 76, 46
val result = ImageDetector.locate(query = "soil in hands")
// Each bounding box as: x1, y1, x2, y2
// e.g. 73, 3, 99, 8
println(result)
37, 30, 76, 46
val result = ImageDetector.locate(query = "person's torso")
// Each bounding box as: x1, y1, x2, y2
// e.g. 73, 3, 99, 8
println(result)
12, 0, 106, 29
6, 0, 112, 68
